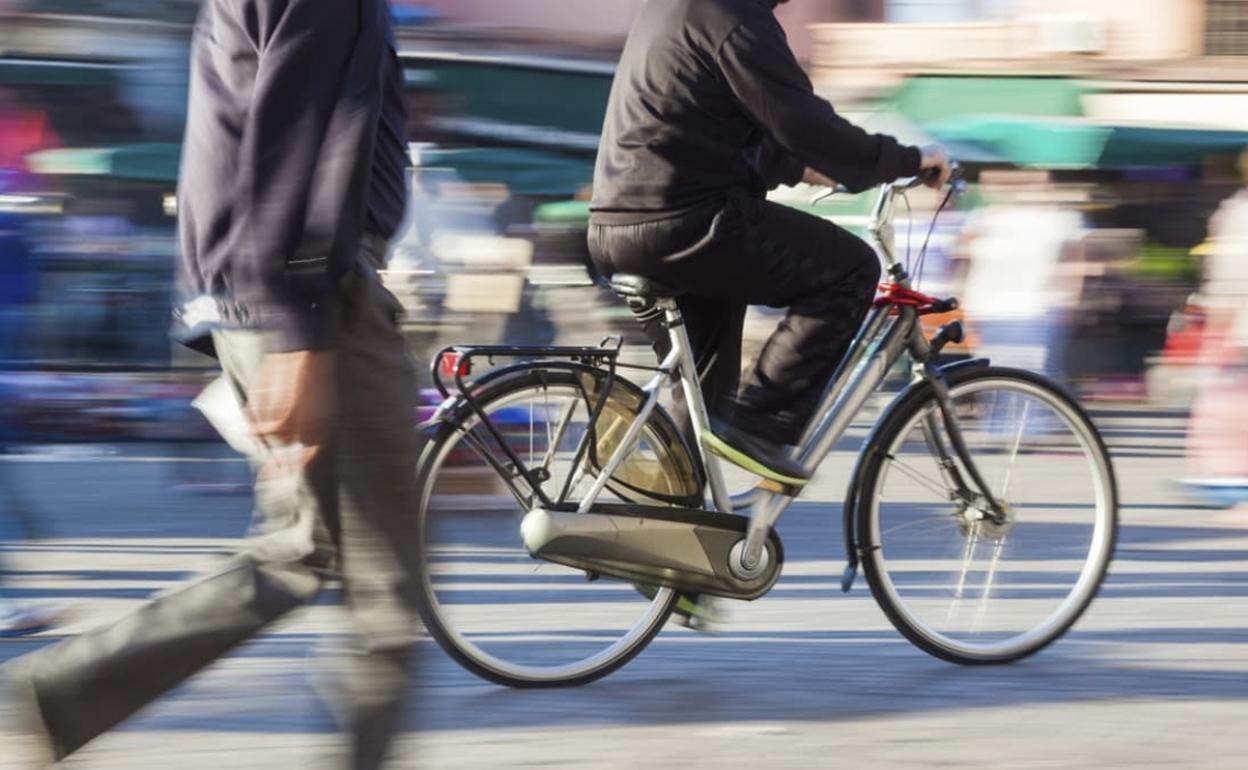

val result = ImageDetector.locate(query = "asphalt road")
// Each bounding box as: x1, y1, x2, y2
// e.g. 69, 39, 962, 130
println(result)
2, 406, 1245, 769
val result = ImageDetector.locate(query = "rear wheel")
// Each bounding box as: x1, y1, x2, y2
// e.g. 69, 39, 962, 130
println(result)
858, 366, 1117, 664
415, 365, 700, 687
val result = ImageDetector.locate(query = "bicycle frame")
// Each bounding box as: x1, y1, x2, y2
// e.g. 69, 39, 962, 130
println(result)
583, 174, 1006, 583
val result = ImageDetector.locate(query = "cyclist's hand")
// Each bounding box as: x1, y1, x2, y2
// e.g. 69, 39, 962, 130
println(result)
802, 167, 837, 188
919, 144, 952, 190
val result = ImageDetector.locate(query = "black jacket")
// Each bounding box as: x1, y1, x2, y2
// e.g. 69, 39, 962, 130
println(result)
175, 0, 408, 353
590, 0, 920, 223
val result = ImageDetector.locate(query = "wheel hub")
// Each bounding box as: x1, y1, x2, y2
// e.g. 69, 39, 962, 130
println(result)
957, 498, 1015, 538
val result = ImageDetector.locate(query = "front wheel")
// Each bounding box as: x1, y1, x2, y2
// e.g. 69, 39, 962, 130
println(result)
857, 366, 1118, 664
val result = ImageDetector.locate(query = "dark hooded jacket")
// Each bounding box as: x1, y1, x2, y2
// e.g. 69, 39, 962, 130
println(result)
590, 0, 919, 224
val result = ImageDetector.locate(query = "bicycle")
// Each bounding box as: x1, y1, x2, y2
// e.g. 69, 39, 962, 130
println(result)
413, 168, 1119, 687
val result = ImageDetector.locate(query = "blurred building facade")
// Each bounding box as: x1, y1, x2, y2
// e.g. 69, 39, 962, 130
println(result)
3, 0, 1248, 445
814, 0, 1248, 89
413, 0, 885, 61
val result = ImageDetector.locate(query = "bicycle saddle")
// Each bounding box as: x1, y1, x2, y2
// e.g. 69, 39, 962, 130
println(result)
609, 273, 685, 300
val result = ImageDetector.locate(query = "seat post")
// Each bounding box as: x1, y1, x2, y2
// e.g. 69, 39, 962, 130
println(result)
659, 298, 733, 512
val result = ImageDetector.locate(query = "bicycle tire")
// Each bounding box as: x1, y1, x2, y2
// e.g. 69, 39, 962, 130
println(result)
414, 363, 688, 687
856, 365, 1118, 664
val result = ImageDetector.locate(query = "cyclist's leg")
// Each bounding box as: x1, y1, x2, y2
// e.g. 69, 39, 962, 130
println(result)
589, 196, 878, 472
635, 294, 746, 442
725, 198, 881, 445
588, 213, 743, 629
588, 207, 746, 441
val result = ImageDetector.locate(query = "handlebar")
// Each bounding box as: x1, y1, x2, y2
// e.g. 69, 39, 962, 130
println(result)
903, 162, 964, 191
808, 162, 963, 206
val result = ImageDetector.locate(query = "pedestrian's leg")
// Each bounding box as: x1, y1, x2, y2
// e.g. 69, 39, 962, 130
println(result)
21, 555, 324, 757
8, 329, 334, 759
0, 440, 57, 638
329, 242, 424, 770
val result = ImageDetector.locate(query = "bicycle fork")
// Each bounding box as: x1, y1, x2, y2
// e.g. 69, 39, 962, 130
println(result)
912, 323, 1008, 523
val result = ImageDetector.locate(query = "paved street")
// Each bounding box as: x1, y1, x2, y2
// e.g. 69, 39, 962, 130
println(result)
2, 406, 1246, 769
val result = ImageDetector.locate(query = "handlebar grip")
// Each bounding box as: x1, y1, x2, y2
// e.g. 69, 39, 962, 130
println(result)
918, 166, 942, 185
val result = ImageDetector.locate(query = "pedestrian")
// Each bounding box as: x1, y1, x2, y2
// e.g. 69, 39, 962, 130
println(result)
1185, 150, 1248, 507
0, 372, 54, 639
2, 1, 422, 768
0, 369, 57, 639
0, 93, 57, 638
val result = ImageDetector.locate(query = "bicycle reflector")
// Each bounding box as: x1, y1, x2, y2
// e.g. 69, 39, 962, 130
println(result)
439, 351, 471, 378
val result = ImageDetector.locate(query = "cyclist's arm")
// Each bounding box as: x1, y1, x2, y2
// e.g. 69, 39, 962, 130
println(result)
715, 14, 920, 193
802, 168, 838, 187
747, 136, 805, 189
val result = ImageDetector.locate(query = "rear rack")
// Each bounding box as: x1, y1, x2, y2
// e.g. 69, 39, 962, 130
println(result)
430, 338, 622, 399
428, 338, 625, 510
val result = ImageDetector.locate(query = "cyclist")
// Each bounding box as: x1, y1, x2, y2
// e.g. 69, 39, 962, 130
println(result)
589, 0, 951, 484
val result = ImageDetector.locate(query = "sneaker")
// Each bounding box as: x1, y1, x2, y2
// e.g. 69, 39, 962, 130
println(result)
704, 419, 810, 487
633, 585, 725, 632
670, 593, 726, 633
0, 672, 56, 768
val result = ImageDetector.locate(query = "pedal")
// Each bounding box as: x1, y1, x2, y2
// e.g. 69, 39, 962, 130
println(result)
520, 504, 784, 601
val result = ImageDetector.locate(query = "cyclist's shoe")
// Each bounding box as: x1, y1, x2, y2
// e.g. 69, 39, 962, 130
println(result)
704, 419, 811, 487
671, 593, 725, 632
633, 586, 724, 633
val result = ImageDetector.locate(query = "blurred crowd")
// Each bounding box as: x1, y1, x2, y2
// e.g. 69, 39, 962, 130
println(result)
0, 0, 1245, 506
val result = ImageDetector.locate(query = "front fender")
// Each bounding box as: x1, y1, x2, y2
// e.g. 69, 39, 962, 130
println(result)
838, 357, 989, 592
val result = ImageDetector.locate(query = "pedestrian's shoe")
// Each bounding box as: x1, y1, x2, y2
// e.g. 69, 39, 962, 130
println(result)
703, 418, 810, 488
0, 671, 56, 769
0, 606, 59, 639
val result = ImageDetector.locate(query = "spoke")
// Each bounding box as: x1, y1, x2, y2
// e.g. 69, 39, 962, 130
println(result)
879, 511, 958, 537
887, 454, 957, 499
970, 388, 1003, 462
541, 398, 579, 473
971, 535, 1007, 634
529, 397, 536, 470
998, 400, 1031, 500
951, 521, 979, 603
543, 387, 553, 454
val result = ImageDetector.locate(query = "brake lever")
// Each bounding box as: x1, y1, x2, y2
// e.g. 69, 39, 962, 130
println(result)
901, 162, 964, 193
809, 183, 851, 206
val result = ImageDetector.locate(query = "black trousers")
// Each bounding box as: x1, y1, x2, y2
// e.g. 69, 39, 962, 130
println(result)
589, 192, 880, 445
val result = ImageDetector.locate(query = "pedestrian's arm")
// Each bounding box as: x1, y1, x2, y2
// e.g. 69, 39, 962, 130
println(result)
229, 0, 361, 353
716, 13, 920, 193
